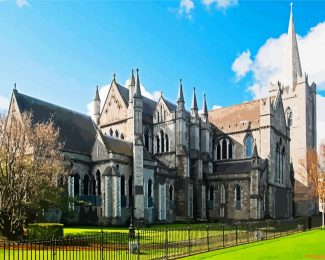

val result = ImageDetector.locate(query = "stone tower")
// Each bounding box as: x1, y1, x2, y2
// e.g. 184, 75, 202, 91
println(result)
275, 5, 317, 216
132, 69, 145, 223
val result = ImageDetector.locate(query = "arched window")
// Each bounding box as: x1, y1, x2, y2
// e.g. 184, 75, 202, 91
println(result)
156, 135, 160, 153
148, 179, 152, 198
115, 130, 119, 138
121, 175, 125, 196
157, 111, 160, 122
164, 110, 166, 121
235, 184, 241, 210
128, 176, 133, 198
220, 184, 225, 204
165, 134, 169, 152
209, 186, 214, 201
276, 142, 280, 182
245, 135, 253, 158
160, 130, 165, 153
228, 142, 233, 159
222, 139, 227, 159
74, 174, 80, 196
144, 128, 150, 151
91, 175, 96, 195
160, 106, 163, 121
83, 175, 90, 195
217, 143, 221, 160
281, 147, 285, 183
120, 134, 125, 140
169, 185, 173, 201
96, 170, 101, 195
109, 129, 113, 136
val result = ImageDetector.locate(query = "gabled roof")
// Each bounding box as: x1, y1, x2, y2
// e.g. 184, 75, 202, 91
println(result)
14, 90, 97, 155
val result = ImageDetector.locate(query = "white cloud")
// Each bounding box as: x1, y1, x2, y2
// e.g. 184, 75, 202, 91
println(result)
16, 0, 30, 8
212, 104, 222, 110
87, 80, 160, 116
232, 49, 253, 80
232, 21, 325, 149
178, 0, 195, 19
202, 0, 238, 10
0, 95, 9, 111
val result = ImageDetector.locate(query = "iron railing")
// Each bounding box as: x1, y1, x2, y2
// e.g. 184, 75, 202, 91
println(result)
0, 217, 322, 260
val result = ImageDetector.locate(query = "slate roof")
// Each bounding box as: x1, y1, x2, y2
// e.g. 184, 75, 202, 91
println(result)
14, 90, 97, 155
214, 159, 252, 174
100, 132, 153, 161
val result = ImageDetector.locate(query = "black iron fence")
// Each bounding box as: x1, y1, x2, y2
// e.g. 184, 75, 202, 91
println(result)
1, 217, 322, 260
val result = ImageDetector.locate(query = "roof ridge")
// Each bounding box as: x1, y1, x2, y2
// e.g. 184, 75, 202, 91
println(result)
16, 91, 91, 119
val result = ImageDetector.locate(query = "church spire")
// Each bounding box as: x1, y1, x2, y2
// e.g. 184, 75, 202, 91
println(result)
134, 68, 142, 98
191, 87, 198, 111
177, 79, 185, 111
202, 93, 208, 116
130, 69, 135, 86
94, 85, 100, 101
282, 3, 302, 88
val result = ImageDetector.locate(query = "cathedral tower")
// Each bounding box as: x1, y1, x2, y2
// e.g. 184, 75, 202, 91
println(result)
277, 5, 317, 216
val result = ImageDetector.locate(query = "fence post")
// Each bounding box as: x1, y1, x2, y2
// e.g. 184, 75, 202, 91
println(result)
100, 230, 104, 260
222, 223, 225, 248
165, 224, 168, 260
247, 223, 249, 243
188, 225, 191, 255
265, 222, 268, 239
137, 227, 141, 260
236, 224, 238, 245
206, 222, 210, 252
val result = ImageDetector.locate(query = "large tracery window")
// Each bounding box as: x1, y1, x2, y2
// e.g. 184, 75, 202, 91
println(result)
216, 138, 233, 160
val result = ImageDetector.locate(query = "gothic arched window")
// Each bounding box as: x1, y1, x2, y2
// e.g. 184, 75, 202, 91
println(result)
217, 143, 221, 160
83, 175, 90, 195
281, 147, 286, 183
157, 112, 160, 122
160, 130, 165, 153
228, 142, 233, 159
148, 179, 152, 198
109, 129, 113, 136
156, 135, 160, 153
209, 186, 214, 201
276, 142, 280, 182
91, 175, 96, 195
128, 176, 133, 207
74, 174, 80, 196
222, 139, 227, 159
96, 170, 101, 195
245, 135, 253, 158
144, 128, 150, 151
121, 175, 125, 196
115, 130, 119, 138
165, 134, 169, 152
169, 185, 174, 201
120, 134, 125, 140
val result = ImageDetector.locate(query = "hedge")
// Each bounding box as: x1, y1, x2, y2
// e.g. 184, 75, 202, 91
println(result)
27, 223, 64, 240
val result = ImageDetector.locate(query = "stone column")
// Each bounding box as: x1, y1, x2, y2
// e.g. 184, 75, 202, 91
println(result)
219, 140, 223, 160
68, 175, 74, 210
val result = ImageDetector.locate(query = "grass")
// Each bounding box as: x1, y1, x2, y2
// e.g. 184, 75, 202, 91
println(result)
184, 229, 325, 260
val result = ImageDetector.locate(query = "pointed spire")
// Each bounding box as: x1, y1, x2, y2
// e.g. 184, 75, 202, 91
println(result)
94, 85, 100, 101
112, 73, 116, 83
134, 68, 142, 98
282, 2, 302, 88
191, 87, 198, 111
202, 93, 208, 116
130, 69, 135, 86
177, 79, 184, 103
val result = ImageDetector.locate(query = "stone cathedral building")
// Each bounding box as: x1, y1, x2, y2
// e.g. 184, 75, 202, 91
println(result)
7, 7, 316, 225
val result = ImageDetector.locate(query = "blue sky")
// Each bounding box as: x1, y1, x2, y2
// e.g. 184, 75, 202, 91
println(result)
1, 0, 325, 143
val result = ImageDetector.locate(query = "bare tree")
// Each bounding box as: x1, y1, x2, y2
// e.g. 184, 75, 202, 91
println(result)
0, 112, 65, 239
303, 149, 325, 228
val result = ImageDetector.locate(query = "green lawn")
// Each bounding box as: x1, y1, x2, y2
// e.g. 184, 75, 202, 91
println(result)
184, 229, 325, 260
